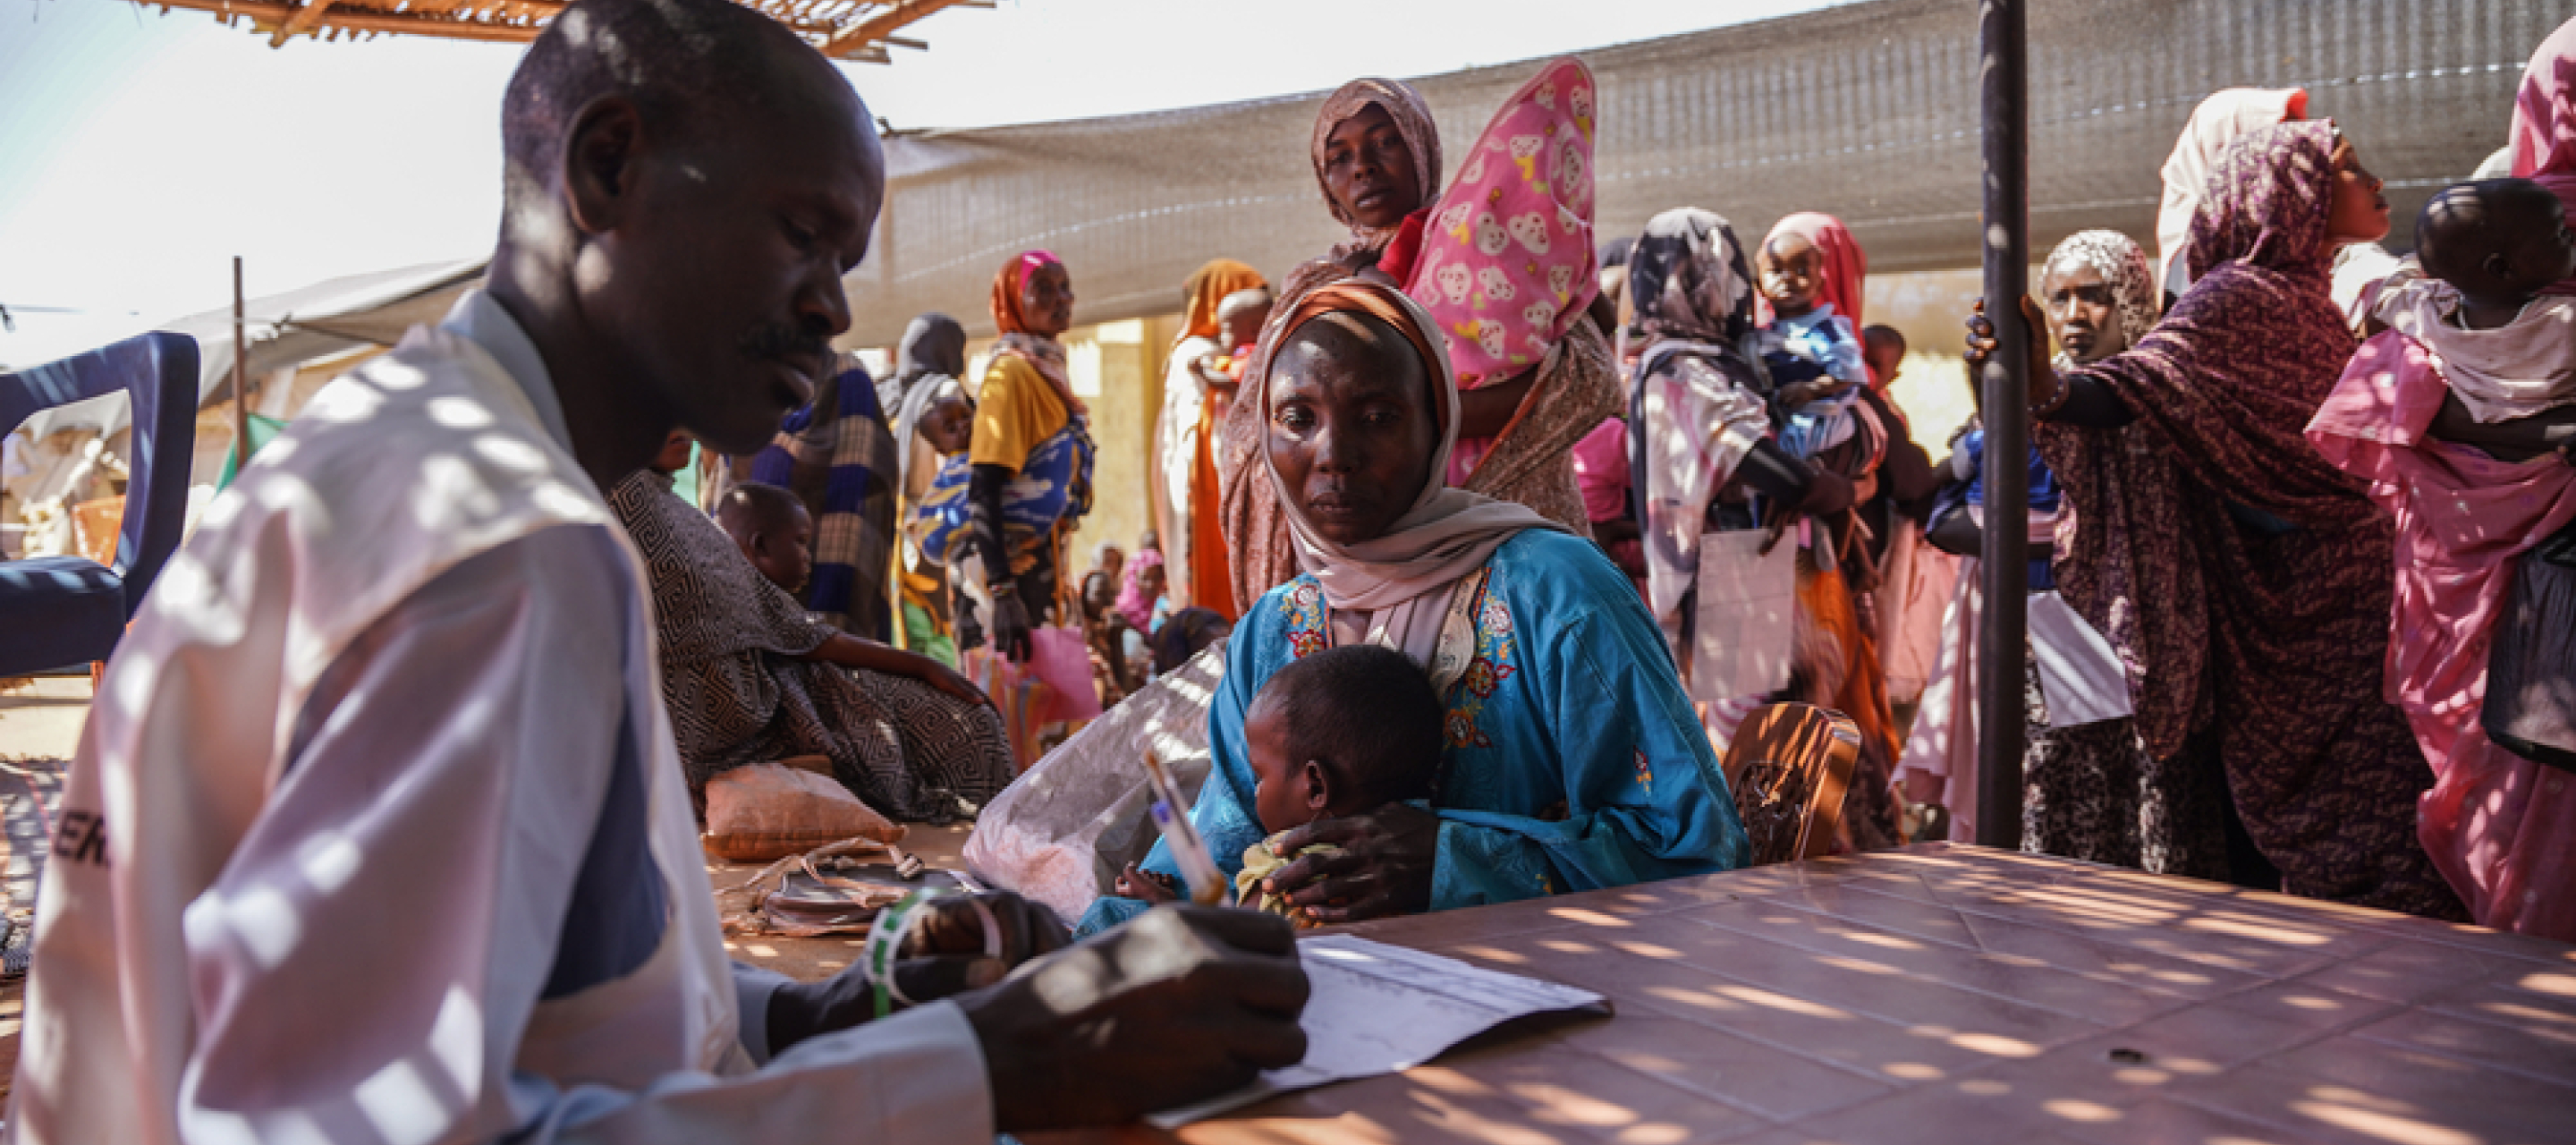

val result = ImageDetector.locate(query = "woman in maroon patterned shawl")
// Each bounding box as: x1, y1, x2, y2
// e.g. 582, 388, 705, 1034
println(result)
1971, 121, 2463, 919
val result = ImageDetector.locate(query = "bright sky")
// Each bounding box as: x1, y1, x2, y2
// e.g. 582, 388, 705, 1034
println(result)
0, 0, 1839, 369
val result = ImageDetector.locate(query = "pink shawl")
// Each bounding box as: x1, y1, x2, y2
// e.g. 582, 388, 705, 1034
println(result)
1408, 57, 1601, 393
2308, 332, 2576, 937
2512, 14, 2576, 295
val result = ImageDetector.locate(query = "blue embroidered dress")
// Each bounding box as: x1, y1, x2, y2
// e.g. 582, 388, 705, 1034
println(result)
1078, 530, 1750, 934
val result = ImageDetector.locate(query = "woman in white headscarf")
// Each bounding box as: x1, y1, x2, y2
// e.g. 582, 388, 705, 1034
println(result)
2157, 88, 2307, 300
1082, 277, 1747, 934
1904, 230, 2228, 878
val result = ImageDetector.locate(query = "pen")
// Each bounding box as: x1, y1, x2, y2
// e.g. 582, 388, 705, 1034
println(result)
1142, 751, 1227, 906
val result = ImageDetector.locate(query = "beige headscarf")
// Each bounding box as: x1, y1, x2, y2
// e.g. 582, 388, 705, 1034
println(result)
1309, 78, 1445, 246
1260, 279, 1565, 663
2157, 88, 2306, 298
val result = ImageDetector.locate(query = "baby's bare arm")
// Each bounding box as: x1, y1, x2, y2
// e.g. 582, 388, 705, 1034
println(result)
2428, 391, 2576, 462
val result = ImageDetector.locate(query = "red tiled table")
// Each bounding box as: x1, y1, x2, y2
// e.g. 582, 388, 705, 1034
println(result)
1035, 843, 2576, 1145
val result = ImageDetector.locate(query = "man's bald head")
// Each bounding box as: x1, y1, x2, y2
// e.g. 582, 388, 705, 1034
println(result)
503, 0, 846, 212
486, 0, 885, 465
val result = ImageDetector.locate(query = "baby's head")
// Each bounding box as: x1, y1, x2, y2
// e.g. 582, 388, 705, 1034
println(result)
918, 391, 974, 455
1217, 287, 1275, 352
2417, 178, 2576, 306
1861, 325, 1906, 389
1758, 231, 1826, 318
716, 482, 813, 594
1243, 644, 1445, 835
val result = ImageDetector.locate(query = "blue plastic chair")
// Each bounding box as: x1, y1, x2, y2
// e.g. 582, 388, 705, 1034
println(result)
1, 333, 199, 675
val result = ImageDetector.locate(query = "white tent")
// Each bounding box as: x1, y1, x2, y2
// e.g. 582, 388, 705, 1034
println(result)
21, 258, 487, 440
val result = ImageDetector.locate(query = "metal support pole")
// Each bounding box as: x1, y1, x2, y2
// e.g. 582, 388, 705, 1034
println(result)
232, 257, 250, 479
1975, 0, 2029, 851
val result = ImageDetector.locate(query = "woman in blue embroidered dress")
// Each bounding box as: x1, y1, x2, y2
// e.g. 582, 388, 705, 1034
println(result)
1080, 278, 1748, 933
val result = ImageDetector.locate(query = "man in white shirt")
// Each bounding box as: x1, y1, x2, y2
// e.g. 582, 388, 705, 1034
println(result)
4, 1, 1308, 1141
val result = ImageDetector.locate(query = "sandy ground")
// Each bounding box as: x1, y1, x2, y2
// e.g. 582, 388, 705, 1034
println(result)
0, 675, 976, 1109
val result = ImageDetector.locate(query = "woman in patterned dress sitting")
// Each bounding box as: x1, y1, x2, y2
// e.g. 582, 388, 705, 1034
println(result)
1080, 278, 1748, 934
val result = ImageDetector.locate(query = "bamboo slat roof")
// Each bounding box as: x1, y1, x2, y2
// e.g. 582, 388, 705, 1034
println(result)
135, 0, 987, 61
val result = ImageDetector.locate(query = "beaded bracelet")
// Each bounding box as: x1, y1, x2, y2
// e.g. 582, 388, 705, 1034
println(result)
860, 889, 1005, 1019
2029, 369, 2072, 420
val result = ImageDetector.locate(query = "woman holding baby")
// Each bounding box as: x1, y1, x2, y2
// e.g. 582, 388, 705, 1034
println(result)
1969, 119, 2465, 920
1081, 278, 1749, 934
2304, 19, 2576, 940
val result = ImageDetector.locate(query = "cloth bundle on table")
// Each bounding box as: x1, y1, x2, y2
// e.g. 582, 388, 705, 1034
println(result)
1086, 279, 1749, 936
2037, 121, 2462, 918
609, 471, 1013, 822
750, 351, 899, 640
2309, 276, 2576, 940
1221, 77, 1443, 613
1403, 55, 1616, 537
1159, 259, 1266, 617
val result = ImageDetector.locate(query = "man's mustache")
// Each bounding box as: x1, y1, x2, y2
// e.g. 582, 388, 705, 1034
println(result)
742, 323, 831, 366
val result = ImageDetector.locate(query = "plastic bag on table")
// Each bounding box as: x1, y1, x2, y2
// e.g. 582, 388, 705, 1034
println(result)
963, 640, 1226, 924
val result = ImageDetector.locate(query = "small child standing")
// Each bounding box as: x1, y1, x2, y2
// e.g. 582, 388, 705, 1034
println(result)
716, 481, 815, 597
1115, 644, 1445, 926
2307, 176, 2576, 941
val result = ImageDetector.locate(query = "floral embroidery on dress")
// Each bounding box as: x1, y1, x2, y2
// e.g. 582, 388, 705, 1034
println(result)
1634, 748, 1652, 796
1280, 578, 1328, 659
1442, 576, 1517, 750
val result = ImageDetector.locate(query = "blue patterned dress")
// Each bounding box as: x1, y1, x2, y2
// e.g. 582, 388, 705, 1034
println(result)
1078, 530, 1749, 934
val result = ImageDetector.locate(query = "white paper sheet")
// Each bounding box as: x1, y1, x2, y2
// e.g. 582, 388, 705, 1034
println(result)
1690, 527, 1801, 703
2029, 589, 2135, 727
1146, 935, 1611, 1128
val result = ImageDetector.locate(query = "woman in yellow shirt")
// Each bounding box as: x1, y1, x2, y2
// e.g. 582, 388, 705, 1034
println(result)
968, 250, 1091, 660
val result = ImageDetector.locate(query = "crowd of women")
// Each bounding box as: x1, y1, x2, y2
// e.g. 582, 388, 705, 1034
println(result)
614, 18, 2576, 944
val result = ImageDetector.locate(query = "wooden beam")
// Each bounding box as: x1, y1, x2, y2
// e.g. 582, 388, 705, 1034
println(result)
156, 0, 545, 43
819, 0, 964, 59
268, 0, 335, 46
150, 0, 927, 52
